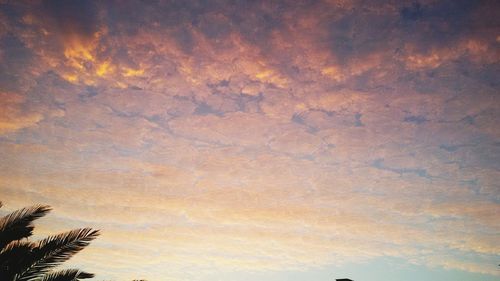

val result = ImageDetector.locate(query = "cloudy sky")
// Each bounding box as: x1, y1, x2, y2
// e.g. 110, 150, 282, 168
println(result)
0, 0, 499, 280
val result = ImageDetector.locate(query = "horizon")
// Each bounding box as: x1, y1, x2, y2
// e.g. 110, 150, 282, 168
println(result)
0, 0, 499, 280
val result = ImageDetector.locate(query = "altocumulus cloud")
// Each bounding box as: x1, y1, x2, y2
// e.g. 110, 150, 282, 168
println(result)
0, 0, 499, 280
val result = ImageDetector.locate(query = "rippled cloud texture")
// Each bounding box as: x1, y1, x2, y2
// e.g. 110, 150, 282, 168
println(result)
0, 0, 499, 280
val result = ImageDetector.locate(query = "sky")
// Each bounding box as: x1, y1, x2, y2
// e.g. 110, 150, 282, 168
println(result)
0, 0, 499, 280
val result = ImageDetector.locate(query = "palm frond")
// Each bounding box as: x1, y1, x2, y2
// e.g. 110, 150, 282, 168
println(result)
16, 228, 99, 281
0, 241, 35, 280
0, 205, 52, 249
40, 269, 94, 281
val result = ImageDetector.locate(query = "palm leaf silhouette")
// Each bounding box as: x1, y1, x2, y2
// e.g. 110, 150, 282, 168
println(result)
40, 269, 94, 281
0, 205, 52, 249
0, 240, 36, 279
16, 228, 100, 281
0, 202, 100, 281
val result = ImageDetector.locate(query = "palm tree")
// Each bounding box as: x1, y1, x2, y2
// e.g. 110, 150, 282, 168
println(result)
0, 201, 100, 281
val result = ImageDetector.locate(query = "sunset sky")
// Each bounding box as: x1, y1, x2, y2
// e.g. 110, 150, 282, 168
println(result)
0, 0, 499, 280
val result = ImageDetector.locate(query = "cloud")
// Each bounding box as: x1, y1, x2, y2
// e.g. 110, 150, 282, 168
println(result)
0, 92, 43, 133
0, 0, 499, 280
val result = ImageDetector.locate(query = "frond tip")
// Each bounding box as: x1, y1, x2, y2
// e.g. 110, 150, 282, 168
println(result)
41, 269, 94, 281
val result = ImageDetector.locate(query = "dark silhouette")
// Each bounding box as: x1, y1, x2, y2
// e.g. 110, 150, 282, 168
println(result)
0, 201, 99, 281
